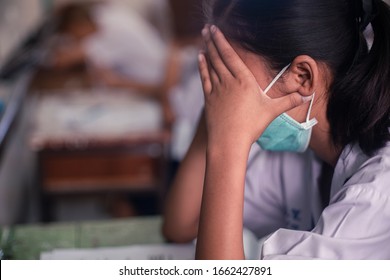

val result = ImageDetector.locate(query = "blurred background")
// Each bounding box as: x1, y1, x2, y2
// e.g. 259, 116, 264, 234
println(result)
0, 0, 205, 226
1, 0, 389, 261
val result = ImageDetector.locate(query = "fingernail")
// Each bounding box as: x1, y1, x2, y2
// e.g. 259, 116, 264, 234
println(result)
302, 95, 313, 103
210, 25, 217, 34
202, 27, 209, 37
198, 53, 204, 62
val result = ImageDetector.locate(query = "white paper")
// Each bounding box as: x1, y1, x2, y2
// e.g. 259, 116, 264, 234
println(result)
41, 244, 195, 260
30, 90, 163, 146
40, 228, 262, 260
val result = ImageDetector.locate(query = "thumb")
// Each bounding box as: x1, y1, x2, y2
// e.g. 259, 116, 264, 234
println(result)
271, 93, 313, 116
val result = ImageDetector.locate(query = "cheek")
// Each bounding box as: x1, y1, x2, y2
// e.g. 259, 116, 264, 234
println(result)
246, 64, 283, 99
235, 50, 272, 93
249, 71, 279, 97
262, 86, 285, 99
286, 103, 311, 123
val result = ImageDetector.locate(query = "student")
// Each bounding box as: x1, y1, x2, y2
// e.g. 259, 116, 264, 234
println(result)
51, 1, 168, 96
163, 0, 390, 259
51, 1, 205, 145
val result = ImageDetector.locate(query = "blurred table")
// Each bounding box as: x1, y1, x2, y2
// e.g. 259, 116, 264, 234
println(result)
29, 90, 170, 221
0, 216, 164, 259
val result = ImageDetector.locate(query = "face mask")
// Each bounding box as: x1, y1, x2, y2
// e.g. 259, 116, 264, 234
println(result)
256, 64, 318, 153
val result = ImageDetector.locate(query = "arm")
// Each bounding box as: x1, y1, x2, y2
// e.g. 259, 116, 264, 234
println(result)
195, 26, 307, 259
100, 40, 181, 95
196, 131, 250, 259
162, 112, 207, 243
91, 66, 161, 96
51, 43, 86, 69
92, 42, 182, 128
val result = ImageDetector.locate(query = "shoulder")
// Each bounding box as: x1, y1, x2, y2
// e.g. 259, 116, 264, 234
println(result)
260, 143, 390, 259
331, 142, 390, 201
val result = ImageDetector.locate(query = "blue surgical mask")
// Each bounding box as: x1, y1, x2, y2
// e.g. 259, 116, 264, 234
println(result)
257, 65, 318, 153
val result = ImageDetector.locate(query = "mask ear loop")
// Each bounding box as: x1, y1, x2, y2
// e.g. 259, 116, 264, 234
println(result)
262, 64, 318, 127
303, 92, 318, 129
306, 92, 315, 123
263, 64, 291, 95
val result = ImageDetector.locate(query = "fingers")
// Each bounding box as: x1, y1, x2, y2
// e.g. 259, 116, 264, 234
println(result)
202, 27, 231, 80
271, 93, 312, 117
198, 53, 212, 95
208, 25, 251, 78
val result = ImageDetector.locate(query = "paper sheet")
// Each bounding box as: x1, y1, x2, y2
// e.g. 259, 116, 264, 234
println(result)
41, 244, 195, 260
30, 90, 163, 144
40, 228, 262, 260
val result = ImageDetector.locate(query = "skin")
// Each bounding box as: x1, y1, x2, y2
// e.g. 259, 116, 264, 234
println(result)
164, 24, 343, 259
52, 20, 98, 69
162, 112, 207, 242
194, 25, 343, 259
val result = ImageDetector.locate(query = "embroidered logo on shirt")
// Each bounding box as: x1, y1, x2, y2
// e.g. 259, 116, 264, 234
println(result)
288, 208, 302, 230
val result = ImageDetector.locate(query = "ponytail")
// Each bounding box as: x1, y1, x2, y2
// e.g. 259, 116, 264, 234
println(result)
328, 0, 390, 155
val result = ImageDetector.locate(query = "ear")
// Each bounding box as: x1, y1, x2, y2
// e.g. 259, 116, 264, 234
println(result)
284, 55, 318, 97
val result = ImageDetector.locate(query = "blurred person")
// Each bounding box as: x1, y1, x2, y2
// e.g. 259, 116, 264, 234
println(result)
50, 0, 206, 208
44, 1, 174, 217
50, 0, 205, 135
50, 1, 169, 97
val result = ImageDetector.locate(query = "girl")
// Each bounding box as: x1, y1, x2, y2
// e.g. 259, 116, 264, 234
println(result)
163, 0, 390, 259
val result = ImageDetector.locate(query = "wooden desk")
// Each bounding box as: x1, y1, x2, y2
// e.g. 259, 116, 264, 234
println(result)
29, 91, 171, 221
38, 136, 168, 194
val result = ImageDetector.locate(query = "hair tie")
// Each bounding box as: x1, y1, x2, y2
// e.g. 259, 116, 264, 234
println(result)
359, 0, 377, 31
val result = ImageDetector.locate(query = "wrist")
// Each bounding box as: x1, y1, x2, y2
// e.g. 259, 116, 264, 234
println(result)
207, 133, 252, 153
206, 137, 252, 164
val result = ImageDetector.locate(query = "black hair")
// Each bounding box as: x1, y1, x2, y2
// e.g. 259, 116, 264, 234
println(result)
206, 0, 390, 155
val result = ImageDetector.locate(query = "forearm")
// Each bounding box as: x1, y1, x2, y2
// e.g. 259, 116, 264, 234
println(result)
195, 141, 251, 260
52, 45, 86, 69
115, 78, 161, 97
162, 114, 207, 242
194, 24, 307, 260
162, 145, 206, 242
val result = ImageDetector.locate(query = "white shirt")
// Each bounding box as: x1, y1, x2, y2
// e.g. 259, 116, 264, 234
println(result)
83, 2, 168, 84
82, 3, 204, 160
243, 142, 390, 259
169, 46, 204, 161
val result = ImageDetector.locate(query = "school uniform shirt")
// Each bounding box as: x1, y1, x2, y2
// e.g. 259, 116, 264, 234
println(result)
243, 142, 390, 259
83, 2, 168, 85
82, 3, 204, 161
168, 46, 204, 161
